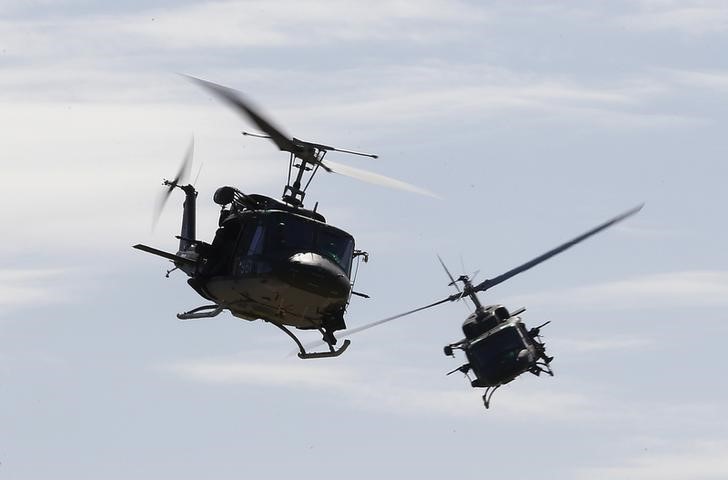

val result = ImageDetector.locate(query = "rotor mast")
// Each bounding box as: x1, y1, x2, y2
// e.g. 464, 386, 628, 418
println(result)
455, 275, 484, 312
242, 130, 377, 208
282, 145, 325, 208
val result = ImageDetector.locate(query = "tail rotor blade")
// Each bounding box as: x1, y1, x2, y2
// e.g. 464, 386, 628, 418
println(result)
153, 138, 194, 229
192, 162, 204, 187
175, 137, 194, 186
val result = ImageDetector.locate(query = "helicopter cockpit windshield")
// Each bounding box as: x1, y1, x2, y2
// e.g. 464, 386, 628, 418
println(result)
265, 213, 354, 273
469, 325, 531, 386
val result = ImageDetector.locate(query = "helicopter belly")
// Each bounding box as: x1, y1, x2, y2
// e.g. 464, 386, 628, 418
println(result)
202, 275, 348, 330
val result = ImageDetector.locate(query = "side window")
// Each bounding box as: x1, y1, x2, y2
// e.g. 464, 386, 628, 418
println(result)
248, 225, 265, 255
316, 229, 354, 273
234, 219, 254, 257
494, 306, 510, 321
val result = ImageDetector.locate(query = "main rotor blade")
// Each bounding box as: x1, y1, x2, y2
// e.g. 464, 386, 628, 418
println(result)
153, 138, 194, 229
348, 297, 453, 336
324, 159, 441, 198
473, 204, 644, 294
185, 75, 311, 161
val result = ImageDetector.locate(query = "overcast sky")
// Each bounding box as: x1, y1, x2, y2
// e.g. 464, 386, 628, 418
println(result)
2, 1, 728, 479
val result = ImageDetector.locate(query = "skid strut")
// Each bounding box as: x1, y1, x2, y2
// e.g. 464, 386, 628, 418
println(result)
268, 321, 350, 359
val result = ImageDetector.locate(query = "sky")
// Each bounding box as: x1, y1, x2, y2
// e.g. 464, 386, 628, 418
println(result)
2, 0, 728, 478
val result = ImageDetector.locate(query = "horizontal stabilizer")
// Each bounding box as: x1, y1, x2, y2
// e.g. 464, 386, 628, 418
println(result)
132, 244, 197, 265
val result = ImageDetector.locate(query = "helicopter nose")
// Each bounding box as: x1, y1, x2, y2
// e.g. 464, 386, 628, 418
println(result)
285, 252, 351, 298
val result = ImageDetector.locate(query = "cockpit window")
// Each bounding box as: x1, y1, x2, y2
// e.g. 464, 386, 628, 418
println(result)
318, 229, 354, 273
266, 214, 354, 273
471, 327, 526, 367
266, 216, 311, 253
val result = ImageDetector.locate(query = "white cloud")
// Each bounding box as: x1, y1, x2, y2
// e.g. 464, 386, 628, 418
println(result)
504, 271, 728, 310
619, 2, 728, 35
0, 268, 68, 308
122, 0, 489, 49
614, 222, 688, 239
553, 335, 654, 353
167, 359, 351, 389
0, 97, 284, 253
164, 353, 726, 426
662, 67, 728, 92
276, 66, 698, 133
0, 56, 696, 257
575, 440, 728, 480
0, 0, 488, 60
161, 354, 610, 419
162, 356, 475, 416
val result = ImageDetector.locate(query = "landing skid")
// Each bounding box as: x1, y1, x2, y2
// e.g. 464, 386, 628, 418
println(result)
177, 304, 224, 320
268, 321, 350, 359
482, 385, 500, 409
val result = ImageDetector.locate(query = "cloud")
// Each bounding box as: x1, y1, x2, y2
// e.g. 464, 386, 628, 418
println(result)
161, 356, 476, 416
661, 67, 728, 92
163, 353, 725, 426
277, 65, 698, 133
0, 61, 696, 258
614, 222, 688, 239
161, 354, 610, 420
0, 97, 284, 254
504, 270, 728, 310
0, 268, 69, 308
618, 1, 728, 35
166, 359, 352, 389
0, 2, 712, 264
0, 0, 488, 60
553, 335, 655, 354
122, 0, 489, 49
575, 440, 728, 480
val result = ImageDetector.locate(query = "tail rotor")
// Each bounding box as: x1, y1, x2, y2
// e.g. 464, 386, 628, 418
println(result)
153, 137, 194, 229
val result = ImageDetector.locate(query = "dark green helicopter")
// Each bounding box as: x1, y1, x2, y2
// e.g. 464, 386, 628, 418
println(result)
310, 205, 642, 407
134, 77, 434, 359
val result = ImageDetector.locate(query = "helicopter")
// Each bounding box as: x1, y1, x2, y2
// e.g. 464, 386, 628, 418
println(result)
309, 205, 642, 407
133, 76, 434, 359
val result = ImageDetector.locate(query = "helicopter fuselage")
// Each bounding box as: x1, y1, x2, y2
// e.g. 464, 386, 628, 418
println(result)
464, 316, 537, 388
189, 250, 351, 330
184, 192, 356, 331
445, 305, 551, 390
134, 185, 361, 357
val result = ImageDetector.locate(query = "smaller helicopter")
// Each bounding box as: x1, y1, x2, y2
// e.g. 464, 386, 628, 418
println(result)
318, 205, 642, 408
